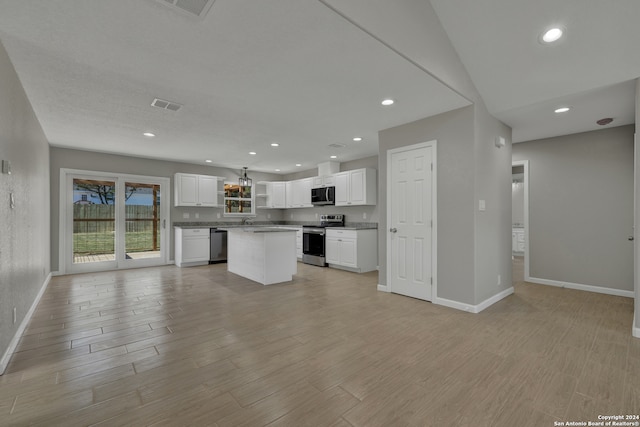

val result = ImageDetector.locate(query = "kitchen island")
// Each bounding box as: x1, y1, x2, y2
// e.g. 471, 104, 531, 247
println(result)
221, 227, 297, 285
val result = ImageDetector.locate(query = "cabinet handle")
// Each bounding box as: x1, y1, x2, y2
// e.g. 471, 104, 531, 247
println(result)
389, 228, 397, 233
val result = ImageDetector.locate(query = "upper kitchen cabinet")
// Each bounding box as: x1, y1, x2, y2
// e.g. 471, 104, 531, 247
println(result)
257, 181, 287, 209
174, 173, 224, 207
290, 177, 313, 208
334, 168, 377, 206
312, 175, 336, 188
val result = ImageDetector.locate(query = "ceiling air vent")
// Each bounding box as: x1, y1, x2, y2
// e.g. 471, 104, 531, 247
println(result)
151, 98, 182, 112
328, 143, 346, 149
157, 0, 216, 18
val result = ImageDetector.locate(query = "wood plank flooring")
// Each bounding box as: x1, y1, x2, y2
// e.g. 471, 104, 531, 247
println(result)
1, 261, 637, 426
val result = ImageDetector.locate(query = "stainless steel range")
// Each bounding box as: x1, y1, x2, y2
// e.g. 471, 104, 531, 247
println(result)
302, 214, 345, 266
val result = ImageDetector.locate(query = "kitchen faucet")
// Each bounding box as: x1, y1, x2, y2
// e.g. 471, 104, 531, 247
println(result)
241, 217, 253, 225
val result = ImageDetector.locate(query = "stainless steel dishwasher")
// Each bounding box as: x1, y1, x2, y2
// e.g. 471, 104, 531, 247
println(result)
209, 228, 227, 263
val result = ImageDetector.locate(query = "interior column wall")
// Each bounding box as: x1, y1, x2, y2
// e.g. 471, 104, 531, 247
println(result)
378, 106, 476, 305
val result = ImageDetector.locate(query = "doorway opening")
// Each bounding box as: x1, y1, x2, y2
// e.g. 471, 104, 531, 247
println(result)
511, 160, 529, 284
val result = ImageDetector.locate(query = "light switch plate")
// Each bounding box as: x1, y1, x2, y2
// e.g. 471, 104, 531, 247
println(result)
2, 160, 11, 174
479, 200, 486, 211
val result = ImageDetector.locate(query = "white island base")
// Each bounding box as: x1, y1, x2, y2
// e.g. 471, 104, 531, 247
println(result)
226, 228, 297, 285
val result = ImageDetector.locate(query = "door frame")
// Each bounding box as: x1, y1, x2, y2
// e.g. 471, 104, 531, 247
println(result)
59, 168, 171, 274
386, 140, 438, 300
511, 160, 530, 281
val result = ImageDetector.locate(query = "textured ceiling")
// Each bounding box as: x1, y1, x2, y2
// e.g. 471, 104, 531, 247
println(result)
0, 0, 637, 174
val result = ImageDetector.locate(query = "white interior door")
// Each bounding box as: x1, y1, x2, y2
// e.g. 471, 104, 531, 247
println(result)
387, 142, 436, 301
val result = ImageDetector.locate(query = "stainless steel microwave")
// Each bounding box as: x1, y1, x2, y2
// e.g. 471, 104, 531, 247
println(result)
311, 186, 335, 205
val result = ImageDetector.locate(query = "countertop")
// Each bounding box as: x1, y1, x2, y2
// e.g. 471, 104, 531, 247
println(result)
173, 221, 378, 230
218, 226, 296, 233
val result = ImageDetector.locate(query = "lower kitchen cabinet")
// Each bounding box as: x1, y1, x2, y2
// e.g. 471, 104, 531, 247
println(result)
325, 229, 377, 273
175, 227, 210, 267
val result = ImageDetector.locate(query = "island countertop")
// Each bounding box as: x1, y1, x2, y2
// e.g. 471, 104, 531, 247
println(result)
218, 226, 297, 233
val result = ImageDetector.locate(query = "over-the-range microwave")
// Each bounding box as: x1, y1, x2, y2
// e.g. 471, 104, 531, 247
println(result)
311, 186, 335, 205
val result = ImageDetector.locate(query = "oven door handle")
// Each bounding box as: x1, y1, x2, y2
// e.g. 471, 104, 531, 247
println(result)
304, 230, 325, 235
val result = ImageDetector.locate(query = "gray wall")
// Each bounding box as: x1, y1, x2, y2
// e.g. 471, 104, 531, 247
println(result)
379, 106, 476, 304
379, 103, 513, 306
635, 79, 639, 331
49, 148, 285, 271
0, 41, 50, 372
513, 125, 634, 292
472, 102, 513, 304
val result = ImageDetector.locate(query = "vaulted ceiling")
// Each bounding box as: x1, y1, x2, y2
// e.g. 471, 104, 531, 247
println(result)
0, 0, 637, 173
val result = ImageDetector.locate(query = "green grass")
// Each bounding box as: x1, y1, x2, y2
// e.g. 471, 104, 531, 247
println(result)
73, 231, 161, 254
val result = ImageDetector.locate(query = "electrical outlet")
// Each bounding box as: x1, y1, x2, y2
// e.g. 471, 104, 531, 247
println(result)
216, 213, 221, 219
267, 214, 271, 219
363, 212, 367, 220
290, 213, 294, 219
13, 307, 17, 324
182, 212, 190, 219
195, 212, 200, 219
497, 274, 501, 286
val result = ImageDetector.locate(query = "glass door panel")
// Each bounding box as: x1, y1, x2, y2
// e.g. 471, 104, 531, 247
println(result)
72, 178, 116, 265
124, 182, 161, 260
65, 170, 169, 274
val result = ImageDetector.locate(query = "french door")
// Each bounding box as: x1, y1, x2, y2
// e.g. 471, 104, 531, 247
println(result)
62, 169, 170, 273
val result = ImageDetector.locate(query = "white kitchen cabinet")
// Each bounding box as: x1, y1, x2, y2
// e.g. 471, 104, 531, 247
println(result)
256, 181, 286, 209
285, 181, 294, 208
512, 228, 525, 254
325, 229, 377, 273
174, 173, 224, 207
334, 168, 376, 206
290, 177, 313, 208
268, 181, 287, 208
295, 227, 303, 259
312, 175, 336, 188
175, 227, 210, 267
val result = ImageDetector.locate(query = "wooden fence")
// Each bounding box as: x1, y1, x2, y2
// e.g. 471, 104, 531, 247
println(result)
73, 205, 160, 253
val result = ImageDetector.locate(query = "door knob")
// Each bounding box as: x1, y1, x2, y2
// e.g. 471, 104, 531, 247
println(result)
629, 235, 634, 241
389, 228, 397, 233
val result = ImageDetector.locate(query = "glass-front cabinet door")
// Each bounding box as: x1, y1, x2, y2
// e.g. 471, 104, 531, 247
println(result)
224, 183, 255, 216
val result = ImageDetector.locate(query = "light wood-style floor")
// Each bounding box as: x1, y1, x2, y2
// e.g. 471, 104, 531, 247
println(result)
1, 261, 638, 426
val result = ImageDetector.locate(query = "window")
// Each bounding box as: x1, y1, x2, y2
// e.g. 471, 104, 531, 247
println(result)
224, 182, 255, 216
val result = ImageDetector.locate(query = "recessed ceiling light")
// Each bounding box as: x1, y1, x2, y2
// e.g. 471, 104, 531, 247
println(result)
275, 169, 281, 172
381, 99, 395, 106
296, 164, 302, 167
270, 143, 279, 147
249, 151, 257, 155
143, 132, 155, 137
330, 155, 337, 159
541, 27, 564, 43
554, 107, 571, 113
353, 137, 363, 142
205, 159, 212, 163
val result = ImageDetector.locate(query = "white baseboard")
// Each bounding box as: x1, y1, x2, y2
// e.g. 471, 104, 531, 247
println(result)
527, 276, 634, 298
475, 287, 515, 312
434, 287, 514, 314
377, 284, 389, 292
634, 313, 640, 339
0, 273, 52, 375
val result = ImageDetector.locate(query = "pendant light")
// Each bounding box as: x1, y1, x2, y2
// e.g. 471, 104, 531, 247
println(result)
239, 167, 252, 186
